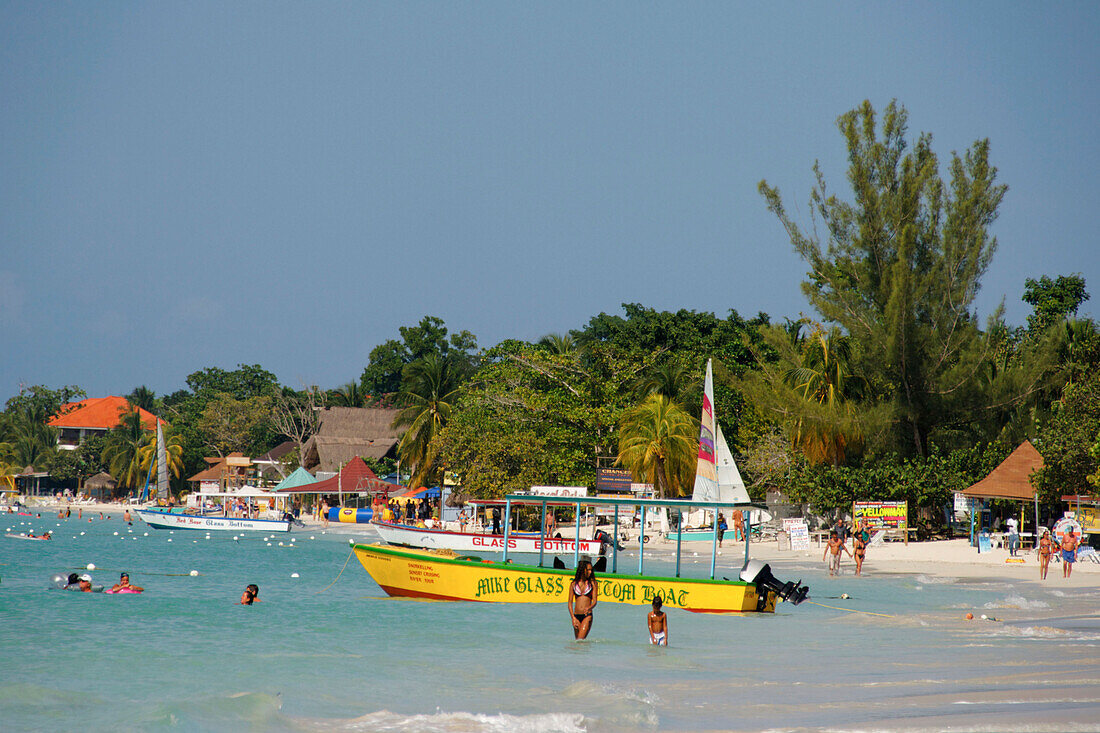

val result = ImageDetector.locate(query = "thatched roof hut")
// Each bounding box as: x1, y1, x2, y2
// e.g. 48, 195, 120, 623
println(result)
962, 441, 1044, 501
301, 407, 401, 473
84, 471, 118, 498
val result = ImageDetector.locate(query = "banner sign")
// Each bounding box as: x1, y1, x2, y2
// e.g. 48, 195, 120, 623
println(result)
853, 501, 908, 530
596, 468, 633, 493
530, 486, 588, 498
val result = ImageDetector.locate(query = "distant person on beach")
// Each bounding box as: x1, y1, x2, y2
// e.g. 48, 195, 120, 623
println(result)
731, 508, 744, 541
238, 584, 261, 605
320, 501, 330, 527
833, 518, 849, 545
567, 560, 597, 640
716, 513, 727, 548
648, 596, 668, 645
545, 511, 556, 537
1005, 517, 1019, 557
1038, 530, 1054, 580
1058, 531, 1079, 578
459, 508, 469, 532
823, 531, 851, 576
492, 508, 501, 535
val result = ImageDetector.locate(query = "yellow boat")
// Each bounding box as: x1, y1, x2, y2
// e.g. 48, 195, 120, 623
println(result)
354, 542, 780, 613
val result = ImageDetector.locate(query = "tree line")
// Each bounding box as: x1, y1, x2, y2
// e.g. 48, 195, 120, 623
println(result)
2, 101, 1098, 526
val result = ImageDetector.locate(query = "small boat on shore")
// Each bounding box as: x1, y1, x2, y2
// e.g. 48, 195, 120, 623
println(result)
374, 520, 605, 557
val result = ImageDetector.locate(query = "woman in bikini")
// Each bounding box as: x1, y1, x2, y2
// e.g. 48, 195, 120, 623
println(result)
567, 560, 598, 640
852, 530, 868, 575
1037, 529, 1053, 580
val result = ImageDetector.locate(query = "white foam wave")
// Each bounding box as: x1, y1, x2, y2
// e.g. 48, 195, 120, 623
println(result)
313, 710, 586, 733
983, 594, 1050, 610
915, 574, 959, 585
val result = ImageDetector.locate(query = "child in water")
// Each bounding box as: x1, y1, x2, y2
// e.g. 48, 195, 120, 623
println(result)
648, 596, 668, 645
238, 584, 261, 605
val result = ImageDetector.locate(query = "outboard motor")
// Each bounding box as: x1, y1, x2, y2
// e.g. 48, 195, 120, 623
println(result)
740, 559, 809, 608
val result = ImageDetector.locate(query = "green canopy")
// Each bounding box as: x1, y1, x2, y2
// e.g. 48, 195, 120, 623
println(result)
273, 466, 317, 491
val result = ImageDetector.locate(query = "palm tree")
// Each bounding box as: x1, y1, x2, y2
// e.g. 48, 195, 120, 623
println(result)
127, 386, 157, 413
538, 332, 577, 356
331, 381, 368, 407
617, 394, 698, 498
393, 354, 467, 489
0, 407, 57, 471
783, 327, 866, 465
632, 361, 696, 406
138, 424, 185, 497
103, 408, 152, 490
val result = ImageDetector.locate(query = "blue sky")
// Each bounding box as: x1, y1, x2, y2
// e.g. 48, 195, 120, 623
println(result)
2, 2, 1097, 401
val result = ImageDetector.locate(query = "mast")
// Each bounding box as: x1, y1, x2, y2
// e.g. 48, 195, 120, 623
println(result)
691, 359, 718, 502
156, 422, 169, 500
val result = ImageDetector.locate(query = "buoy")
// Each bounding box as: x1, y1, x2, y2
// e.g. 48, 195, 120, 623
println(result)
266, 543, 272, 546
840, 593, 850, 599
966, 613, 974, 620
233, 536, 239, 541
310, 536, 315, 540
278, 541, 284, 546
290, 572, 299, 578
113, 531, 119, 536
167, 538, 172, 542
980, 614, 988, 620
143, 533, 149, 536
86, 563, 96, 570
80, 531, 85, 536
348, 539, 354, 546
189, 570, 198, 576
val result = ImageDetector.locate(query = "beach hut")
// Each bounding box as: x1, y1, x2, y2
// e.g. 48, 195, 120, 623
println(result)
962, 440, 1044, 545
84, 471, 119, 500
299, 407, 401, 473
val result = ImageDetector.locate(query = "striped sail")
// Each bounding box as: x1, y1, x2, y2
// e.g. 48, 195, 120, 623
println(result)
691, 360, 719, 502
156, 423, 169, 499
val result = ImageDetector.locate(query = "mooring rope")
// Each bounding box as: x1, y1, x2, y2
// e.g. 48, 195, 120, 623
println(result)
315, 548, 355, 595
805, 599, 897, 618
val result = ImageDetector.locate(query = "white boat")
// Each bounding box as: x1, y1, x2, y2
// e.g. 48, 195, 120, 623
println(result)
374, 520, 605, 556
136, 508, 290, 532
136, 425, 290, 532
668, 359, 772, 542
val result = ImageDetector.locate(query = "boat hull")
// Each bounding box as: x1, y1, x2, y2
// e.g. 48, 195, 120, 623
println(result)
374, 521, 604, 556
136, 509, 290, 532
353, 543, 775, 613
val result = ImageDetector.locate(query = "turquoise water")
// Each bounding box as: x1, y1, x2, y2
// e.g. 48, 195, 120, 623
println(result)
2, 512, 1099, 732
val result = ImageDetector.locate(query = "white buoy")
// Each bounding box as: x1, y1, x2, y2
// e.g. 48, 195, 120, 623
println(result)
310, 536, 315, 540
233, 535, 239, 541
167, 538, 172, 542
980, 614, 988, 620
189, 570, 198, 576
266, 542, 272, 546
290, 573, 300, 578
143, 532, 149, 536
348, 538, 354, 546
80, 531, 85, 535
86, 563, 96, 570
113, 531, 119, 536
278, 541, 284, 546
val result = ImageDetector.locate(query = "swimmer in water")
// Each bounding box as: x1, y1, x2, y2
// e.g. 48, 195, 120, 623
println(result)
109, 572, 144, 593
238, 584, 261, 605
648, 595, 668, 645
567, 560, 597, 640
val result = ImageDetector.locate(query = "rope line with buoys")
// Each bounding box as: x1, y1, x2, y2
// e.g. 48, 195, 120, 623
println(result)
804, 599, 897, 618
315, 548, 356, 595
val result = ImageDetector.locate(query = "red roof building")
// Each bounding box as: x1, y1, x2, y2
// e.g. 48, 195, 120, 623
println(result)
48, 396, 165, 449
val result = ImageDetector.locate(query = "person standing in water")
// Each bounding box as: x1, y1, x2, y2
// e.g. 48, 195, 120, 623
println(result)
238, 584, 261, 605
647, 596, 668, 645
567, 560, 598, 640
1038, 529, 1054, 580
823, 531, 851, 576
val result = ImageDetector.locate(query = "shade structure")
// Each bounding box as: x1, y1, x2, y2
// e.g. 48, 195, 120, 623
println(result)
274, 456, 402, 495
962, 441, 1044, 501
397, 486, 441, 499
273, 466, 317, 491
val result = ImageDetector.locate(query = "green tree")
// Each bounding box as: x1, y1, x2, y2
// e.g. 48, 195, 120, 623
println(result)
360, 316, 479, 396
617, 394, 697, 497
1033, 373, 1100, 503
103, 409, 152, 489
1023, 274, 1089, 333
4, 384, 86, 420
632, 361, 697, 406
759, 99, 1011, 457
197, 394, 273, 458
126, 386, 158, 413
330, 381, 368, 407
393, 353, 468, 489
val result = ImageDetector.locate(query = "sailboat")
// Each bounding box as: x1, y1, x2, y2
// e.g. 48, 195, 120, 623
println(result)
667, 359, 770, 541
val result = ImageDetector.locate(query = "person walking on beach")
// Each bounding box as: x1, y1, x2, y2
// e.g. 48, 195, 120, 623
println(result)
833, 518, 850, 546
1058, 530, 1080, 578
1005, 516, 1019, 557
716, 513, 727, 548
1038, 529, 1054, 580
823, 531, 851, 576
567, 560, 598, 640
545, 510, 557, 537
853, 529, 869, 575
647, 595, 668, 645
731, 508, 744, 541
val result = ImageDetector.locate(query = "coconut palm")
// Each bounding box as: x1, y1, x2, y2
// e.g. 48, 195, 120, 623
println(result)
138, 424, 185, 497
126, 386, 157, 412
103, 408, 152, 489
632, 361, 696, 406
783, 327, 866, 465
331, 381, 368, 407
0, 407, 58, 472
617, 394, 698, 498
538, 332, 578, 356
393, 354, 467, 489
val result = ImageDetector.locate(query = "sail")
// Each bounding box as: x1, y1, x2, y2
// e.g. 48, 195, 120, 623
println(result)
691, 360, 719, 502
156, 422, 169, 499
715, 423, 750, 504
